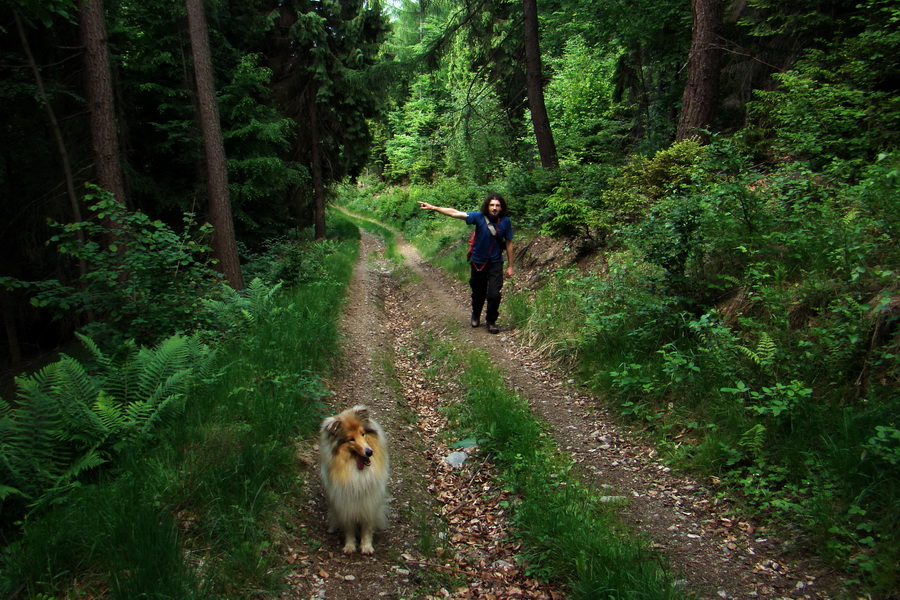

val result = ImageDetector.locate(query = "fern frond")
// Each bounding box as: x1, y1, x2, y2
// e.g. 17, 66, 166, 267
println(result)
135, 335, 193, 400
11, 374, 69, 470
756, 332, 777, 364
29, 447, 108, 513
93, 392, 125, 437
739, 423, 767, 458
0, 484, 26, 502
738, 333, 778, 368
133, 394, 187, 442
75, 332, 117, 373
50, 356, 107, 442
737, 344, 761, 365
57, 447, 107, 482
103, 340, 141, 405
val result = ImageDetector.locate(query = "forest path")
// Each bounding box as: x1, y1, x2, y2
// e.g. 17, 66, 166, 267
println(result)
281, 220, 839, 600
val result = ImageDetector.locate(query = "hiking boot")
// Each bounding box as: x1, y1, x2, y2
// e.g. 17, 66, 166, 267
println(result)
487, 322, 499, 334
471, 316, 480, 328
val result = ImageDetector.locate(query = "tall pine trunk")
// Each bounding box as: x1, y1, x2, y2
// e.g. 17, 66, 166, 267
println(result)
184, 0, 244, 290
676, 0, 722, 143
80, 0, 126, 206
523, 0, 558, 170
308, 92, 327, 241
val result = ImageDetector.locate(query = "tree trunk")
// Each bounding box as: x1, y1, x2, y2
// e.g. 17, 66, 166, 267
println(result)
522, 0, 558, 170
184, 0, 244, 290
80, 0, 126, 206
308, 92, 327, 241
1, 289, 22, 370
676, 0, 722, 143
14, 12, 90, 283
13, 12, 94, 322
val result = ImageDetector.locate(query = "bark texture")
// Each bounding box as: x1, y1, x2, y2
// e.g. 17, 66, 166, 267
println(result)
185, 0, 244, 289
523, 0, 558, 169
676, 0, 723, 143
80, 0, 126, 206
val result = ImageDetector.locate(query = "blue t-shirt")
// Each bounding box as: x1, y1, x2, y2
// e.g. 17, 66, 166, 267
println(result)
466, 212, 513, 265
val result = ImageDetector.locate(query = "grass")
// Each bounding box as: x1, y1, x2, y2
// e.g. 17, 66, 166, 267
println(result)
0, 214, 360, 598
419, 332, 691, 599
502, 250, 900, 597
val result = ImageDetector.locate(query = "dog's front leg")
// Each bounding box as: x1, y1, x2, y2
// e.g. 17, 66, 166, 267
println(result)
342, 530, 358, 554
359, 524, 374, 554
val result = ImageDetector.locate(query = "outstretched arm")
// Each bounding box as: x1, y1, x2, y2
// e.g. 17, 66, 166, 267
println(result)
419, 202, 468, 219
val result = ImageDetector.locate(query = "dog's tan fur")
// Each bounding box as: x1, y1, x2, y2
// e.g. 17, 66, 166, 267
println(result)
318, 405, 389, 554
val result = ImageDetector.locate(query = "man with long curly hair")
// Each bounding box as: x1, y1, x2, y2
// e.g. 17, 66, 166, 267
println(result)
419, 193, 514, 334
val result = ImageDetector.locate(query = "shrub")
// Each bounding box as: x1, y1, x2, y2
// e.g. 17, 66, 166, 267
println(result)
7, 186, 228, 348
600, 139, 705, 224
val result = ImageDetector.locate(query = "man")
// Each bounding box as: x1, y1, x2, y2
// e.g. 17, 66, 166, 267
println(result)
419, 193, 514, 334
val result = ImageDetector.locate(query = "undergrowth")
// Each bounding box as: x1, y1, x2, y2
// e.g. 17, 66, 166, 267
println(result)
0, 212, 359, 598
500, 147, 900, 596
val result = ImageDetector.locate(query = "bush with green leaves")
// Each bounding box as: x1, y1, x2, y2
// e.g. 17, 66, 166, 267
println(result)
600, 139, 705, 225
8, 186, 229, 348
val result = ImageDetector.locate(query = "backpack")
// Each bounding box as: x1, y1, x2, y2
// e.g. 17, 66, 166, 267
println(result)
466, 229, 476, 262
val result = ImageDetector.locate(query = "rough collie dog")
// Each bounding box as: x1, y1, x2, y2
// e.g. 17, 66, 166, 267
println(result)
318, 405, 390, 554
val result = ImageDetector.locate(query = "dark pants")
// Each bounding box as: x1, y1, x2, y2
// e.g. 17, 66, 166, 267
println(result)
470, 261, 504, 324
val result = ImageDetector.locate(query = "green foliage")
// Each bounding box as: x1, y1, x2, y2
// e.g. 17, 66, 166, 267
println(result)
0, 332, 215, 519
746, 0, 900, 176
521, 140, 710, 279
749, 69, 892, 174
540, 187, 602, 238
14, 186, 228, 347
601, 139, 705, 225
221, 54, 309, 244
545, 36, 626, 164
2, 476, 206, 600
1, 232, 356, 598
864, 426, 900, 466
382, 74, 451, 183
486, 129, 899, 593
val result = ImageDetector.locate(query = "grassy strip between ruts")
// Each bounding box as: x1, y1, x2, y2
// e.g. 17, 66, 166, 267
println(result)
420, 331, 693, 600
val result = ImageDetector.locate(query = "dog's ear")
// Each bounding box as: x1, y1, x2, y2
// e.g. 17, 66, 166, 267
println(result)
352, 405, 370, 423
322, 417, 343, 438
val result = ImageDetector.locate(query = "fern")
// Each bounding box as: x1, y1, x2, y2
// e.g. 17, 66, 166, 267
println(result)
202, 277, 283, 331
1, 332, 217, 519
738, 344, 762, 365
136, 335, 194, 400
739, 423, 767, 459
755, 333, 777, 365
738, 332, 777, 368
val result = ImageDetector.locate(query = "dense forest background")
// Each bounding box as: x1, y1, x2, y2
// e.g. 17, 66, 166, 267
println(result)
1, 0, 899, 597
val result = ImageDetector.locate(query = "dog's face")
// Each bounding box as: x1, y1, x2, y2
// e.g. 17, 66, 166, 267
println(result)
323, 406, 378, 471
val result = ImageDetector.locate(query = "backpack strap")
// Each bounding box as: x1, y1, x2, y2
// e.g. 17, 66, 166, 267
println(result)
471, 216, 500, 271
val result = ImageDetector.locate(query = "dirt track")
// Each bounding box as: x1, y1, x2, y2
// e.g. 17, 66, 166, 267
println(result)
280, 225, 841, 600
